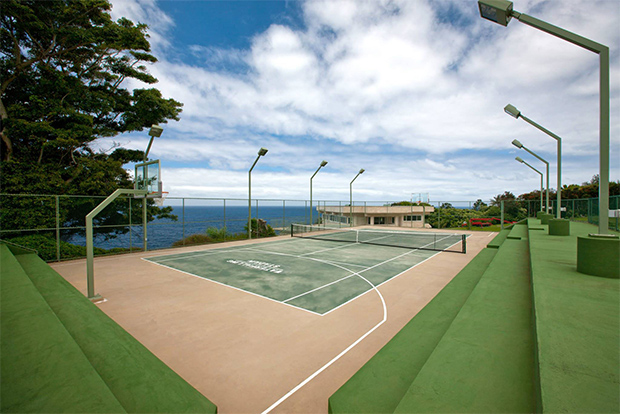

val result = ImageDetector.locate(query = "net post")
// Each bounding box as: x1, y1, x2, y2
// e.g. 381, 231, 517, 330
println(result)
462, 234, 467, 254
290, 223, 293, 237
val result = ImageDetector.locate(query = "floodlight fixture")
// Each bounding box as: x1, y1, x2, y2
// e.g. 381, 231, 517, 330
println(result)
504, 104, 521, 119
310, 161, 329, 225
515, 157, 544, 211
349, 168, 366, 227
144, 125, 164, 161
478, 0, 513, 26
248, 147, 268, 239
149, 124, 164, 137
505, 104, 563, 218
479, 0, 610, 232
512, 139, 550, 213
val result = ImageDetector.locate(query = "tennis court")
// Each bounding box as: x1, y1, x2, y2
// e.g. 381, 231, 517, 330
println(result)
145, 226, 468, 315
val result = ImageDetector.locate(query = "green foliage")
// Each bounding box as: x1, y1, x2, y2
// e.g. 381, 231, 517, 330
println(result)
0, 0, 181, 239
4, 233, 133, 261
244, 218, 276, 238
473, 199, 487, 211
172, 227, 246, 247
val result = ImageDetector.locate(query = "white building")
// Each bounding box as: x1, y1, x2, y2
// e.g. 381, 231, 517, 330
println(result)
318, 205, 434, 228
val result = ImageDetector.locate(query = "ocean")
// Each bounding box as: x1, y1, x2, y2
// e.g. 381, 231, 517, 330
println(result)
78, 205, 314, 251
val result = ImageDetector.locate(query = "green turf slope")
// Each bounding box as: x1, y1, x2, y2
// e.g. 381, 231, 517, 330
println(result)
328, 245, 498, 413
15, 252, 218, 414
393, 225, 535, 413
1, 244, 126, 413
528, 219, 619, 413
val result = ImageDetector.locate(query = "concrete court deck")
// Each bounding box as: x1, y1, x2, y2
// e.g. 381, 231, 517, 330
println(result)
50, 228, 491, 413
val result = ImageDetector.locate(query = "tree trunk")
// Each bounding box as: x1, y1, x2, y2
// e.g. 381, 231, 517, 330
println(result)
0, 98, 11, 161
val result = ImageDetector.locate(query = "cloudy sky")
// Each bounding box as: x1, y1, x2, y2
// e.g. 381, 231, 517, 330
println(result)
104, 0, 620, 203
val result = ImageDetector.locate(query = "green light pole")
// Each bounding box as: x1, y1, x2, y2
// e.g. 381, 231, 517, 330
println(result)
142, 125, 164, 251
248, 148, 268, 239
349, 169, 365, 227
479, 0, 610, 233
512, 139, 549, 213
310, 161, 328, 225
505, 104, 562, 218
516, 156, 543, 213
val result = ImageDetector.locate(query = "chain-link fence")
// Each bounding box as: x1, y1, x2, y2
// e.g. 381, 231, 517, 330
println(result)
1, 193, 617, 262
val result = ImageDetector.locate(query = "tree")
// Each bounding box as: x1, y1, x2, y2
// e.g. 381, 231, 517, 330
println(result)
0, 0, 182, 239
473, 199, 487, 211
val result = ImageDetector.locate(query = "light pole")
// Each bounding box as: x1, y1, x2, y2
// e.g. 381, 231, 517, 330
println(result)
310, 161, 328, 225
505, 104, 562, 218
349, 169, 365, 227
479, 0, 610, 233
512, 139, 550, 213
143, 125, 163, 251
516, 156, 543, 213
248, 148, 268, 239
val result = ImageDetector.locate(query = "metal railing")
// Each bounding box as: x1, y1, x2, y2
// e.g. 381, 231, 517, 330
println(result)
1, 193, 617, 262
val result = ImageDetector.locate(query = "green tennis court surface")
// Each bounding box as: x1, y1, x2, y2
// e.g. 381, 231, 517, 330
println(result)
144, 233, 466, 315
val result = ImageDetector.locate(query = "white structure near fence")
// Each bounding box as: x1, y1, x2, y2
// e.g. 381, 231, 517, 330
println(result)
318, 205, 435, 228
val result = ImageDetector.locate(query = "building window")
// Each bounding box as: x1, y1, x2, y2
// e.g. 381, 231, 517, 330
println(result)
404, 215, 422, 221
391, 217, 395, 224
374, 217, 385, 225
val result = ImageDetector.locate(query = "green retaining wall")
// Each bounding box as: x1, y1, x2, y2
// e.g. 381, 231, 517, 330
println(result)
487, 229, 510, 249
393, 235, 535, 413
527, 220, 619, 413
328, 247, 498, 413
16, 253, 218, 414
1, 243, 217, 414
0, 244, 126, 413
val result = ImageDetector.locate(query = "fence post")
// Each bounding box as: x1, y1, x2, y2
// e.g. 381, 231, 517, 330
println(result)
223, 199, 226, 232
55, 195, 60, 261
501, 200, 505, 231
182, 198, 186, 245
129, 197, 133, 252
282, 200, 286, 231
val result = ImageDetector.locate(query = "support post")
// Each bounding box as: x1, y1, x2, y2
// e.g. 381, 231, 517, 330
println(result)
86, 189, 146, 301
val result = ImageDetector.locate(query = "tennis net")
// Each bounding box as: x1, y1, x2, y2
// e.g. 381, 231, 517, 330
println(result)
291, 224, 467, 253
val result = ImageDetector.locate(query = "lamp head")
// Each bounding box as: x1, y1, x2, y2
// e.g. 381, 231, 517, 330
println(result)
504, 104, 521, 119
478, 0, 513, 26
512, 139, 523, 148
515, 156, 524, 163
148, 125, 164, 137
320, 160, 328, 167
258, 147, 268, 156
359, 168, 365, 174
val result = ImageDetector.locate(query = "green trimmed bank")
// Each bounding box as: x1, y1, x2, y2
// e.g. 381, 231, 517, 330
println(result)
329, 219, 619, 413
0, 242, 218, 413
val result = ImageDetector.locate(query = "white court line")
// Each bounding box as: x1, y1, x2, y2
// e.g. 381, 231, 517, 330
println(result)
246, 247, 368, 270
281, 233, 456, 304
260, 233, 458, 413
261, 261, 387, 414
144, 259, 323, 317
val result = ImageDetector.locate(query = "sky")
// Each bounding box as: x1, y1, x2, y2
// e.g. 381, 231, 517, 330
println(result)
104, 0, 620, 203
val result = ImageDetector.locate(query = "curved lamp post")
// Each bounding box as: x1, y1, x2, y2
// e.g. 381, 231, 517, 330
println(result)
349, 169, 365, 227
505, 104, 562, 218
512, 139, 549, 213
248, 147, 268, 239
516, 156, 543, 213
143, 124, 164, 252
310, 161, 328, 225
479, 0, 609, 233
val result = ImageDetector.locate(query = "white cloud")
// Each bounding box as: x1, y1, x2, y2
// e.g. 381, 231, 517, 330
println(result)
105, 0, 619, 203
